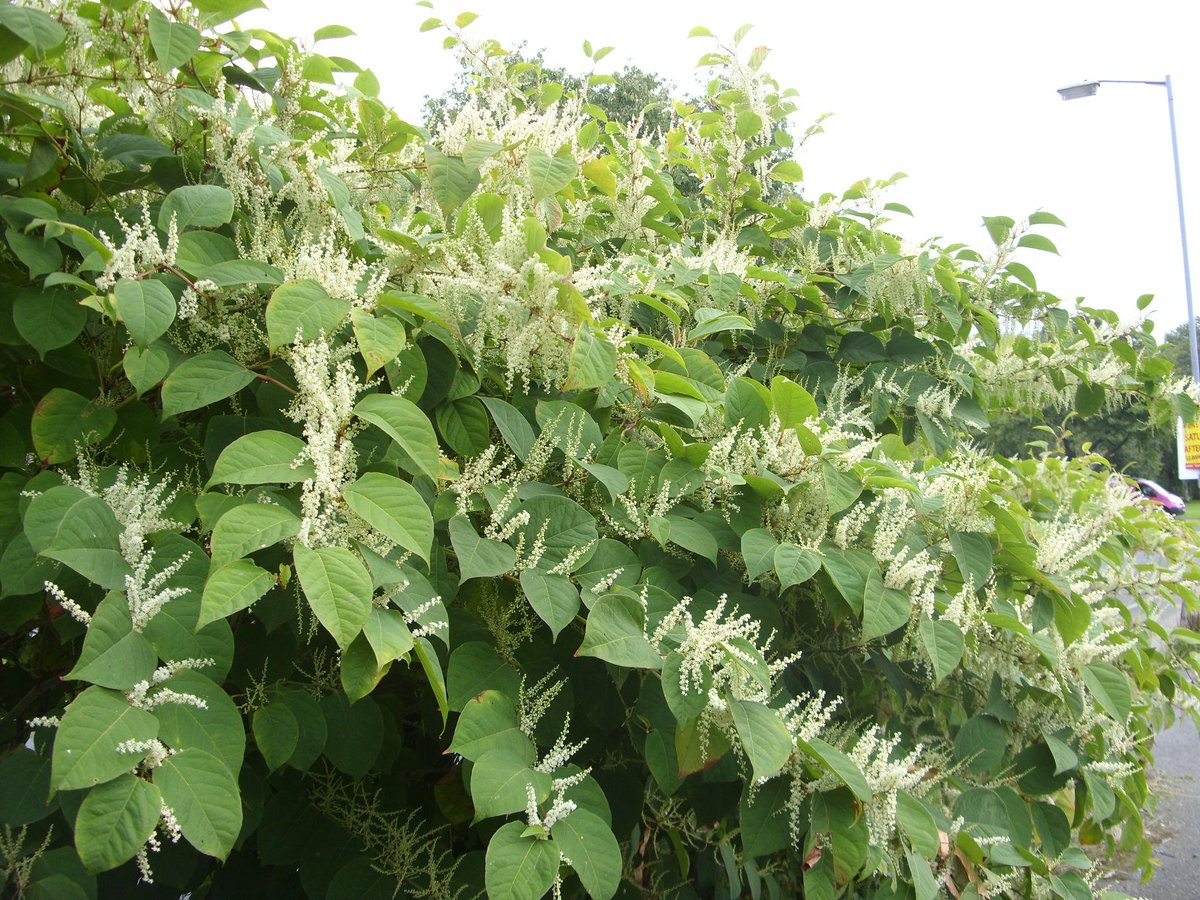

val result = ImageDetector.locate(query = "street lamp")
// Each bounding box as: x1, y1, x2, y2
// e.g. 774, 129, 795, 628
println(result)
1058, 76, 1198, 382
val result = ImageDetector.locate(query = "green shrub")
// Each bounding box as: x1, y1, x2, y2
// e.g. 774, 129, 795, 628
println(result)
1, 2, 1198, 897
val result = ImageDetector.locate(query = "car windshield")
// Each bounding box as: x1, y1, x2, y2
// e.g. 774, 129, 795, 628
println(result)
1139, 479, 1168, 495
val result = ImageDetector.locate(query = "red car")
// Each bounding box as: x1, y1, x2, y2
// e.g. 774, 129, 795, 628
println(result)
1133, 478, 1186, 516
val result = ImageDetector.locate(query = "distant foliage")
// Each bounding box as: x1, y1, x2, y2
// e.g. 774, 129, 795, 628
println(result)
1, 2, 1199, 899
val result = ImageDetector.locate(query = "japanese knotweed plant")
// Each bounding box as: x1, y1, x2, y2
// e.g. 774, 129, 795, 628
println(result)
0, 1, 1198, 898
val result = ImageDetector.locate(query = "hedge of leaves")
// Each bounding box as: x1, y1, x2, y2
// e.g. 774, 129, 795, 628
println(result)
2, 1, 1199, 898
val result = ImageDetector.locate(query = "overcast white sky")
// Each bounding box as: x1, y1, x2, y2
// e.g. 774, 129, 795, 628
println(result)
247, 0, 1199, 336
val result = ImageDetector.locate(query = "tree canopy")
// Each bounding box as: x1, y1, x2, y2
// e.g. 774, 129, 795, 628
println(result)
1, 3, 1198, 899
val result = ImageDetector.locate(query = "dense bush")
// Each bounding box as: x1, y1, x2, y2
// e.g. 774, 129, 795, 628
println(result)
2, 2, 1199, 897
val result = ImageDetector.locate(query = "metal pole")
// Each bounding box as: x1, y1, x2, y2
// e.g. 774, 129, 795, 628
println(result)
1165, 74, 1200, 381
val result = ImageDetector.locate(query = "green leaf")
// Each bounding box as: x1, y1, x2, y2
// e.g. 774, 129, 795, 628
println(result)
801, 739, 871, 802
769, 160, 804, 183
14, 287, 87, 355
160, 351, 255, 419
436, 396, 490, 457
1017, 233, 1059, 254
516, 495, 599, 572
113, 278, 175, 348
266, 279, 350, 352
65, 594, 156, 690
740, 778, 790, 858
155, 748, 242, 859
209, 503, 300, 566
675, 715, 730, 776
209, 430, 312, 486
320, 692, 384, 778
175, 230, 237, 271
158, 184, 234, 231
485, 821, 560, 900
576, 594, 662, 669
565, 328, 618, 392
470, 747, 548, 821
200, 259, 284, 287
51, 686, 159, 793
740, 529, 778, 580
0, 750, 53, 826
949, 531, 992, 588
479, 396, 536, 461
447, 642, 520, 712
31, 388, 116, 465
774, 543, 820, 590
897, 791, 940, 858
294, 544, 373, 648
426, 148, 481, 219
449, 690, 531, 762
449, 515, 516, 581
822, 460, 862, 514
862, 570, 909, 641
123, 345, 170, 397
552, 809, 621, 900
198, 559, 274, 628
687, 309, 752, 341
1043, 730, 1078, 775
353, 393, 442, 480
1082, 661, 1131, 722
954, 715, 1006, 776
519, 569, 580, 639
661, 652, 710, 722
279, 688, 327, 770
413, 636, 450, 728
735, 109, 762, 141
148, 7, 201, 71
253, 703, 299, 771
581, 158, 616, 197
658, 514, 717, 562
340, 632, 387, 702
770, 376, 817, 429
0, 5, 66, 55
821, 549, 875, 615
361, 606, 414, 666
24, 485, 129, 590
342, 472, 433, 564
643, 729, 682, 798
352, 308, 407, 377
918, 616, 963, 684
75, 775, 161, 873
907, 850, 940, 900
151, 671, 245, 775
528, 146, 577, 204
729, 699, 791, 780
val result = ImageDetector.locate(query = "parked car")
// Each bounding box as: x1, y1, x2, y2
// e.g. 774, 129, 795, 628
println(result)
1132, 477, 1186, 516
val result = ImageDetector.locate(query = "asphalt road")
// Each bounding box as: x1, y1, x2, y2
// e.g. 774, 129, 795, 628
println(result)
1101, 713, 1200, 899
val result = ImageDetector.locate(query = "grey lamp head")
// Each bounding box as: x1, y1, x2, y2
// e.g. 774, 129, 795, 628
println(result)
1058, 82, 1100, 101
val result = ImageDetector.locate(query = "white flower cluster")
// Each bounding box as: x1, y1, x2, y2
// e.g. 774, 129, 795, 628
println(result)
285, 227, 388, 309
418, 207, 577, 391
400, 597, 448, 640
66, 463, 184, 564
126, 659, 213, 711
533, 714, 588, 775
64, 462, 192, 631
124, 550, 191, 633
653, 593, 797, 709
845, 726, 928, 845
43, 581, 90, 626
517, 671, 566, 740
95, 202, 179, 292
285, 337, 366, 548
116, 738, 173, 770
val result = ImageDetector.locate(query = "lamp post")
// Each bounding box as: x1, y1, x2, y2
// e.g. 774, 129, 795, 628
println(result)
1058, 77, 1198, 382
